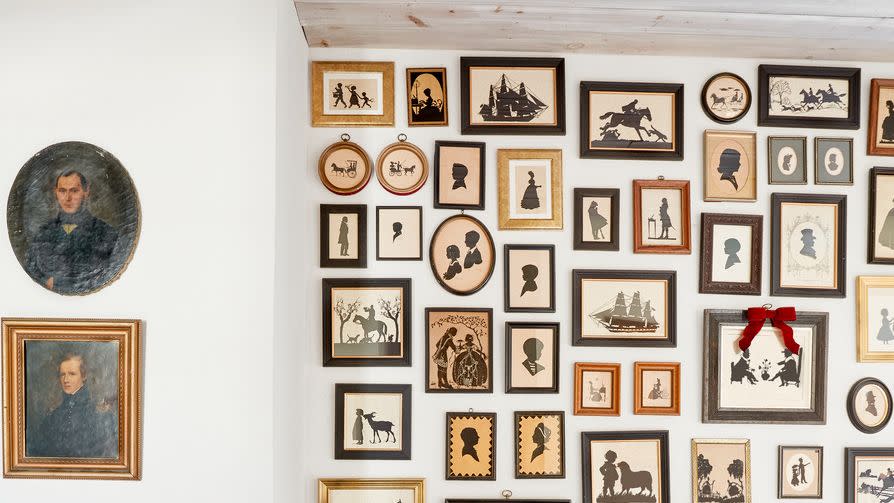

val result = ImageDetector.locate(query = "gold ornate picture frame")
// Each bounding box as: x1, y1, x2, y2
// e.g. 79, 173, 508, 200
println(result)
2, 318, 142, 480
857, 276, 894, 362
497, 149, 563, 230
318, 478, 425, 503
312, 61, 395, 127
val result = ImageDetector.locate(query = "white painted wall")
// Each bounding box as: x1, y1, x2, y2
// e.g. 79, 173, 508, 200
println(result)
304, 48, 894, 503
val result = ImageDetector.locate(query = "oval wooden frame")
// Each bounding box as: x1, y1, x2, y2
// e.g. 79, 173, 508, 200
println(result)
375, 140, 429, 196
317, 139, 373, 196
847, 377, 893, 434
429, 214, 495, 296
701, 72, 751, 124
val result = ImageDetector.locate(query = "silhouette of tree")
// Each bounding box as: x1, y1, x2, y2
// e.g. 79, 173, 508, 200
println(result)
769, 79, 791, 107
379, 296, 401, 342
697, 453, 714, 485
334, 297, 361, 343
727, 458, 744, 482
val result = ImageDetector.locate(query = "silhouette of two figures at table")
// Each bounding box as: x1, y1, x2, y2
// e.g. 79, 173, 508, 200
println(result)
588, 201, 608, 240
594, 99, 669, 149
597, 449, 655, 502
442, 231, 483, 281
351, 408, 397, 445
730, 348, 801, 387
789, 457, 811, 487
332, 82, 374, 109
647, 198, 674, 240
520, 171, 541, 210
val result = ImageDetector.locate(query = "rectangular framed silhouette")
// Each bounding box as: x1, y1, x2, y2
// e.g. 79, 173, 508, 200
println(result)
845, 447, 894, 503
320, 204, 367, 268
768, 136, 808, 185
778, 445, 823, 499
633, 178, 691, 254
497, 148, 563, 230
814, 137, 853, 185
334, 383, 411, 460
692, 439, 751, 503
514, 411, 564, 479
573, 362, 620, 416
2, 318, 142, 480
434, 140, 486, 210
633, 362, 680, 416
312, 61, 395, 127
505, 322, 559, 393
703, 130, 757, 201
504, 244, 555, 312
856, 276, 894, 362
407, 67, 448, 127
322, 278, 411, 367
758, 64, 860, 129
869, 78, 894, 156
425, 307, 493, 393
699, 213, 762, 295
573, 188, 620, 251
582, 430, 670, 503
376, 206, 422, 261
870, 167, 894, 264
318, 478, 424, 503
445, 412, 496, 480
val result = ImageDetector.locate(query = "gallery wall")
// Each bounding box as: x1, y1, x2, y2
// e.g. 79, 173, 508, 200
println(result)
303, 48, 894, 502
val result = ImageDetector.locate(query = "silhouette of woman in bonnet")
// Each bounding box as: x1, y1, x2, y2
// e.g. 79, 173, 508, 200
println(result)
530, 422, 551, 461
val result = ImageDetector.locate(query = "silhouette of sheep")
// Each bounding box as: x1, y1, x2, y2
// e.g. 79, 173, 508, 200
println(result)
617, 461, 653, 496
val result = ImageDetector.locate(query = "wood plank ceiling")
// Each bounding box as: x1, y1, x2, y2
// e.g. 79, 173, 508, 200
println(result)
294, 0, 894, 61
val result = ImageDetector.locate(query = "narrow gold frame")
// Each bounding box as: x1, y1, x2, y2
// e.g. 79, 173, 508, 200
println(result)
691, 438, 751, 503
856, 276, 894, 362
318, 478, 425, 503
497, 148, 563, 230
2, 318, 142, 480
312, 61, 395, 127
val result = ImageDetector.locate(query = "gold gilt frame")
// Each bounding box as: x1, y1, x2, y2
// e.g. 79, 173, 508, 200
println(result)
2, 318, 142, 480
318, 478, 425, 503
691, 439, 751, 503
497, 148, 563, 230
857, 276, 894, 362
312, 61, 395, 127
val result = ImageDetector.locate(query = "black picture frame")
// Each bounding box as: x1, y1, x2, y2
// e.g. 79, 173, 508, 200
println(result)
845, 448, 894, 503
771, 193, 847, 298
433, 140, 486, 210
429, 214, 496, 296
777, 445, 823, 499
505, 322, 560, 394
581, 430, 670, 503
702, 309, 828, 424
375, 206, 423, 261
847, 377, 893, 434
701, 72, 751, 124
460, 57, 566, 136
580, 81, 684, 160
573, 188, 620, 251
514, 410, 565, 479
572, 269, 677, 347
334, 383, 412, 460
445, 411, 496, 480
321, 278, 412, 367
758, 64, 861, 129
699, 213, 763, 295
425, 307, 494, 394
869, 167, 894, 264
503, 244, 555, 313
320, 204, 367, 268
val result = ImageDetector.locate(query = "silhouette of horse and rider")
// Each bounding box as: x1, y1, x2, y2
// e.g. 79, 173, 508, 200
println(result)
352, 305, 393, 343
596, 99, 669, 145
792, 83, 847, 111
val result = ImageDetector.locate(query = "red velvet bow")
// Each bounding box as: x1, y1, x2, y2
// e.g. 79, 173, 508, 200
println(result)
738, 307, 800, 354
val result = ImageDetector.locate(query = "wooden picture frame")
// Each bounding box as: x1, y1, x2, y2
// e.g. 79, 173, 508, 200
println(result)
814, 137, 854, 185
573, 362, 620, 416
445, 412, 496, 480
757, 64, 860, 129
505, 322, 560, 394
321, 278, 411, 367
572, 269, 677, 348
701, 72, 751, 124
334, 383, 411, 460
425, 307, 493, 393
504, 244, 555, 313
320, 204, 367, 268
497, 148, 563, 230
692, 439, 751, 503
376, 206, 422, 261
699, 213, 763, 295
407, 67, 448, 127
857, 276, 894, 362
2, 318, 142, 480
633, 178, 691, 254
311, 61, 395, 127
514, 411, 565, 479
375, 136, 429, 196
702, 309, 828, 424
460, 57, 565, 136
448, 500, 568, 503
771, 193, 847, 298
582, 430, 670, 503
846, 377, 892, 434
317, 135, 374, 195
580, 81, 684, 160
845, 448, 894, 503
573, 188, 620, 251
429, 214, 496, 296
768, 136, 808, 185
868, 78, 894, 156
633, 362, 680, 416
703, 130, 757, 201
433, 140, 486, 210
777, 446, 823, 499
869, 167, 894, 264
318, 478, 424, 503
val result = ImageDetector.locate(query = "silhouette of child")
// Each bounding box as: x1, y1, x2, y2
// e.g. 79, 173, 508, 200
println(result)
360, 92, 373, 108
724, 238, 741, 269
879, 308, 894, 344
522, 337, 545, 376
600, 450, 619, 496
451, 163, 468, 190
392, 221, 403, 242
463, 231, 482, 269
520, 264, 539, 296
443, 245, 462, 280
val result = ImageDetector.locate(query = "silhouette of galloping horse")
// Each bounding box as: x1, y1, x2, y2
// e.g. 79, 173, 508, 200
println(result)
799, 89, 822, 109
598, 107, 663, 142
353, 313, 388, 343
816, 88, 847, 109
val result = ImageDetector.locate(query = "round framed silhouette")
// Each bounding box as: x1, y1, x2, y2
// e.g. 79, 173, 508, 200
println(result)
375, 135, 429, 196
429, 214, 495, 296
317, 134, 373, 195
847, 377, 892, 434
7, 141, 141, 295
701, 72, 751, 124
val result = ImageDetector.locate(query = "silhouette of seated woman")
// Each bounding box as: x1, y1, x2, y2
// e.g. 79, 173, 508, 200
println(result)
770, 349, 799, 387
443, 244, 462, 280
648, 379, 662, 400
883, 100, 894, 143
716, 148, 741, 190
520, 171, 541, 210
451, 163, 468, 190
459, 426, 480, 461
530, 422, 551, 461
800, 228, 817, 259
392, 221, 403, 242
520, 264, 539, 297
463, 231, 482, 269
522, 337, 545, 376
588, 201, 608, 240
724, 238, 741, 270
878, 308, 894, 344
731, 349, 758, 384
878, 198, 894, 250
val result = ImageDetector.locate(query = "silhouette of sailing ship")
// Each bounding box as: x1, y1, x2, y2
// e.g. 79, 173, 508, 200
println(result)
479, 74, 547, 122
589, 291, 659, 333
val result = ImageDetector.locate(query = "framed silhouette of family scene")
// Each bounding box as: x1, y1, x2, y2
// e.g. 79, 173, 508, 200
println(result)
319, 204, 367, 268
777, 445, 823, 499
573, 188, 619, 251
434, 141, 486, 210
504, 244, 555, 313
582, 430, 670, 503
573, 362, 620, 416
514, 411, 565, 479
311, 61, 394, 127
334, 383, 411, 460
505, 322, 559, 394
703, 130, 757, 201
497, 148, 563, 230
425, 307, 493, 393
768, 136, 808, 185
757, 64, 860, 129
445, 411, 496, 480
699, 213, 762, 295
429, 214, 495, 295
633, 178, 691, 254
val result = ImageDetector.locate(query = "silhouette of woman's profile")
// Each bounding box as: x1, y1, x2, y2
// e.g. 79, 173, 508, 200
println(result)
530, 422, 551, 461
459, 426, 480, 461
392, 221, 403, 242
451, 163, 468, 190
716, 148, 742, 190
520, 264, 539, 296
443, 245, 462, 280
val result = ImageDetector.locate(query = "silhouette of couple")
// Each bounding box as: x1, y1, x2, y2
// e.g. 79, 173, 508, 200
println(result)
443, 230, 482, 280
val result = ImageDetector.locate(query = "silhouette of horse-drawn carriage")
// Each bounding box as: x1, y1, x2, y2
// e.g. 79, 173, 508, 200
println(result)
387, 161, 416, 177
330, 159, 358, 178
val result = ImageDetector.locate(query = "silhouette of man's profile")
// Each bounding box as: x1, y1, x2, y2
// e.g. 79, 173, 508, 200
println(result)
520, 264, 539, 296
459, 426, 480, 461
800, 228, 817, 259
451, 163, 468, 190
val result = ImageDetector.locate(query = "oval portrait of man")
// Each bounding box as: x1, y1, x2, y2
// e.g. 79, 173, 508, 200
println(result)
7, 141, 141, 295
